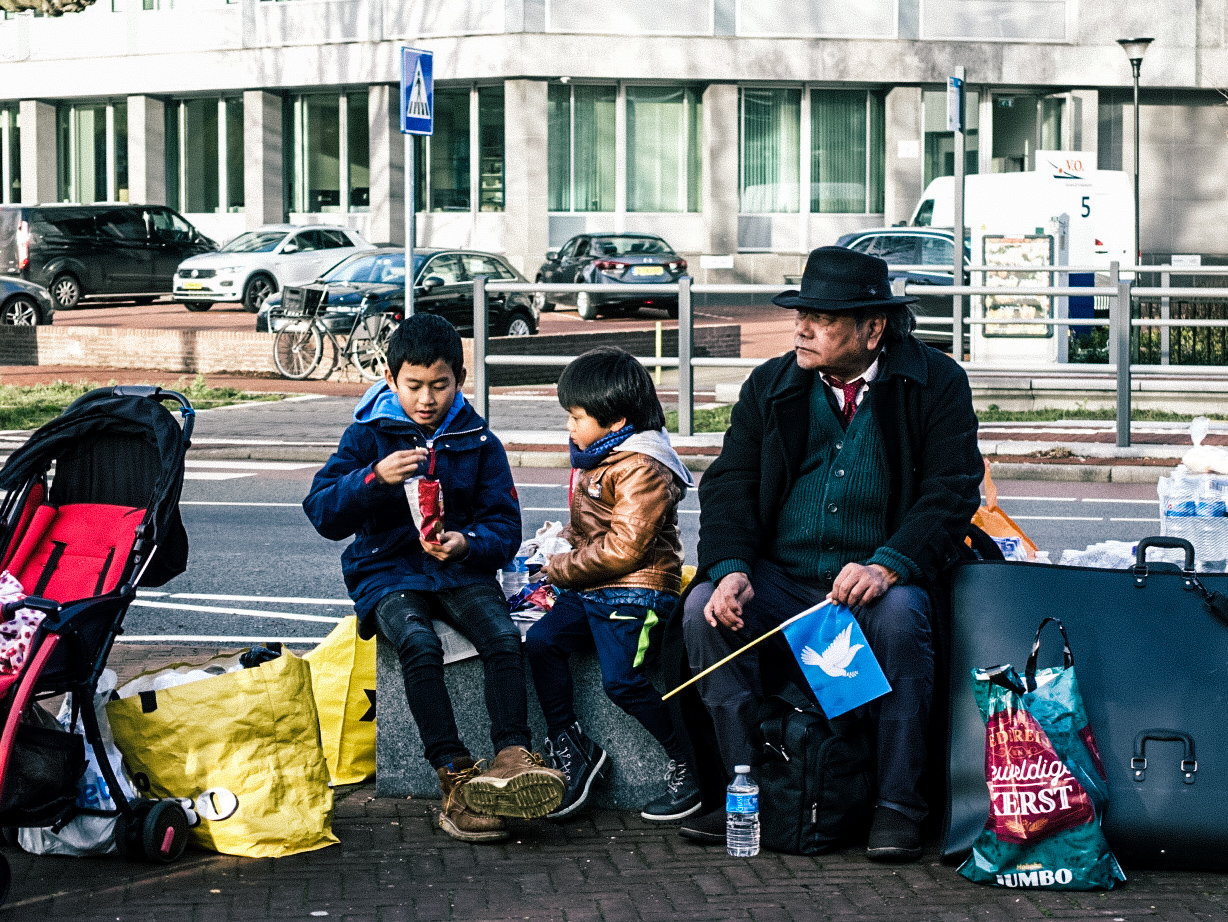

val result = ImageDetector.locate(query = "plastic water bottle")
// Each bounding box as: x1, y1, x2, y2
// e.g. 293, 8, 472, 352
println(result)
726, 765, 760, 857
1161, 473, 1198, 549
1197, 478, 1228, 572
500, 555, 530, 599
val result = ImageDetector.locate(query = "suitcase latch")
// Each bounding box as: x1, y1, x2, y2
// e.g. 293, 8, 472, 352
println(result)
1131, 564, 1148, 588
1131, 756, 1147, 781
1182, 759, 1198, 784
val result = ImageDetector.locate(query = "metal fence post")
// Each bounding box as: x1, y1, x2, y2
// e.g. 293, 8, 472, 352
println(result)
472, 276, 488, 421
1161, 269, 1171, 365
678, 276, 693, 437
1114, 278, 1132, 448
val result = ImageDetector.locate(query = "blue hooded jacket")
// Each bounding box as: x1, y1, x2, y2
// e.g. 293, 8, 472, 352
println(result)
303, 382, 522, 636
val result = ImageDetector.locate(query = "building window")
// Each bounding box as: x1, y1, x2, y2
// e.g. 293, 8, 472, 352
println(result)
923, 88, 979, 187
411, 85, 505, 214
56, 102, 128, 204
1, 107, 19, 204
164, 97, 244, 214
548, 83, 615, 212
478, 85, 504, 211
740, 88, 800, 213
810, 90, 884, 213
626, 86, 702, 213
288, 90, 369, 214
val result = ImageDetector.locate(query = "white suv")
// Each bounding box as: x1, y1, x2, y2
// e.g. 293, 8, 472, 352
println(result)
173, 224, 374, 313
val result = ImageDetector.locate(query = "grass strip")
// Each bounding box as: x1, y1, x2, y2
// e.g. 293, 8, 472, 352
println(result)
0, 375, 280, 431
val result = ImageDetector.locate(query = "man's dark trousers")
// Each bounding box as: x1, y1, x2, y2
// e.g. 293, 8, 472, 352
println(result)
682, 559, 934, 822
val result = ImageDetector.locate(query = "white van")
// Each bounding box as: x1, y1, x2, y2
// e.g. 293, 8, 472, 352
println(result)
910, 153, 1135, 269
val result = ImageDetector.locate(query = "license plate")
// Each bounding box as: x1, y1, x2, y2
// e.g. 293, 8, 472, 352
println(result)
632, 265, 665, 276
182, 282, 203, 290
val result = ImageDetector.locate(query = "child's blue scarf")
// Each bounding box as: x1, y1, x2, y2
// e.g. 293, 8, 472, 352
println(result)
570, 424, 636, 469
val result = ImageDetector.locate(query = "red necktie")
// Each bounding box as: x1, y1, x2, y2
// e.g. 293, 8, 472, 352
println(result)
827, 377, 864, 425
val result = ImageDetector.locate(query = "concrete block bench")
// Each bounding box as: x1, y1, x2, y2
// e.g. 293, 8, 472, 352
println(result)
375, 620, 675, 810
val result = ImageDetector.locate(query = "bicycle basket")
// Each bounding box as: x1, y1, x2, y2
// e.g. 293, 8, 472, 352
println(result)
281, 285, 328, 317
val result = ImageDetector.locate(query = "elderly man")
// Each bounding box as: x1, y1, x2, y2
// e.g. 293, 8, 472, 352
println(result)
680, 246, 982, 861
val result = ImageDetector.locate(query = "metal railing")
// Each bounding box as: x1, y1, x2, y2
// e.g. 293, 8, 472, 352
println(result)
471, 265, 1228, 450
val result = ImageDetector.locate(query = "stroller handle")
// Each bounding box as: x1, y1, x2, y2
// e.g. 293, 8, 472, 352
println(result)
112, 386, 195, 444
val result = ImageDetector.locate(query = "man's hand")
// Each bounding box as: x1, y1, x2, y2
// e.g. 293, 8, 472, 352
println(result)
373, 448, 428, 486
420, 530, 469, 561
704, 572, 755, 631
830, 563, 898, 609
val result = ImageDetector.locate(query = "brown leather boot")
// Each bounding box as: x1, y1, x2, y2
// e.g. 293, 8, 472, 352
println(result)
436, 757, 508, 842
461, 746, 566, 819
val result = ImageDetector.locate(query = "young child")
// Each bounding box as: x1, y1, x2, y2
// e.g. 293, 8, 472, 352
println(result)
524, 347, 702, 822
304, 314, 564, 843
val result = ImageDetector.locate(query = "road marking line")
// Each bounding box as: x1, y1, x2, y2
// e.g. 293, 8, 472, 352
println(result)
130, 599, 344, 624
183, 472, 256, 481
1011, 515, 1103, 522
164, 593, 353, 606
1110, 517, 1160, 522
116, 634, 326, 645
185, 460, 316, 470
1082, 498, 1158, 505
180, 501, 302, 507
996, 496, 1076, 502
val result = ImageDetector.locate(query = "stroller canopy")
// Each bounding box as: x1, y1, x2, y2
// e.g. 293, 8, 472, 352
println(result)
0, 387, 191, 587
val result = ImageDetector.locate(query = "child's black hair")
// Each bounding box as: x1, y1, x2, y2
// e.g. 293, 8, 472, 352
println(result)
557, 347, 666, 431
385, 313, 464, 381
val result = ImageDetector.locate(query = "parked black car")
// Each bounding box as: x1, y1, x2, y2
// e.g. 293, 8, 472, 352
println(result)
537, 233, 687, 320
0, 275, 55, 325
835, 227, 970, 351
257, 247, 539, 337
0, 204, 215, 309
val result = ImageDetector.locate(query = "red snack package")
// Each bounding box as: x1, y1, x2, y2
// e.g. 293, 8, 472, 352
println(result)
405, 448, 444, 544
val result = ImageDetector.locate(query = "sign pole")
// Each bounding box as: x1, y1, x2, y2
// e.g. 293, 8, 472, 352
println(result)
405, 132, 414, 317
949, 67, 966, 361
399, 46, 433, 320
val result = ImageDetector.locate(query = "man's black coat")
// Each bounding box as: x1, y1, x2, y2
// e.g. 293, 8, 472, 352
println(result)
696, 334, 983, 586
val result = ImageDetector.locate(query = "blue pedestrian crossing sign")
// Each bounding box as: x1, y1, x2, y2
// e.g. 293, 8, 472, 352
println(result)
400, 47, 433, 135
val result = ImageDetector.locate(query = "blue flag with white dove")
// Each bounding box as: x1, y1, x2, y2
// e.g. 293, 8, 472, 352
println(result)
780, 600, 891, 718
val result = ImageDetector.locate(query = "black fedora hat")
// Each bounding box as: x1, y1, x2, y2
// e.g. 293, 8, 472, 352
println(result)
772, 245, 918, 312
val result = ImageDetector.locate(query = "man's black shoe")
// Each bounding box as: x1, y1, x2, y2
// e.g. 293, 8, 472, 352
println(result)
641, 759, 703, 822
543, 722, 608, 821
865, 806, 922, 862
679, 807, 726, 844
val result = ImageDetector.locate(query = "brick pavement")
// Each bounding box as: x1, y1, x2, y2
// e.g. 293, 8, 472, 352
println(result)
3, 643, 1227, 921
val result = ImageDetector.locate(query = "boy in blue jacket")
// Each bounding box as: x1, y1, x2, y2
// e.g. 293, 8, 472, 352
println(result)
304, 314, 563, 842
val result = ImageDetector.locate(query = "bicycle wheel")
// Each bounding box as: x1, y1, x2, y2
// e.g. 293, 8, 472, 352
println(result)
351, 315, 397, 382
273, 323, 324, 379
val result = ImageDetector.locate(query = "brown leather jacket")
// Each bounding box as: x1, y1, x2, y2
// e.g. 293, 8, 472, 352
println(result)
543, 450, 685, 595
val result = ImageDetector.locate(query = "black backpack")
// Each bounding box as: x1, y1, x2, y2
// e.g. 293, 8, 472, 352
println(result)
756, 686, 875, 855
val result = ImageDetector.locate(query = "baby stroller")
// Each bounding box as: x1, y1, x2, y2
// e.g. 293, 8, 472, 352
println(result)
0, 385, 195, 904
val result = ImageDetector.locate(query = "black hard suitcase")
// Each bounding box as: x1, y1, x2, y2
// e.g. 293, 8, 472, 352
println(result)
942, 538, 1228, 870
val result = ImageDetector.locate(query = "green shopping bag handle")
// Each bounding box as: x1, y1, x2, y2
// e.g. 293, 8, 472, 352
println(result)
1022, 617, 1075, 693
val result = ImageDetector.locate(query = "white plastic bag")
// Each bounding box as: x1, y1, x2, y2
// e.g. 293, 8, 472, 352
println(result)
1183, 416, 1228, 474
519, 521, 574, 569
18, 669, 137, 857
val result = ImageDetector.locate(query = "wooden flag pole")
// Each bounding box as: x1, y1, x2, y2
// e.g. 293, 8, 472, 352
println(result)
661, 608, 813, 701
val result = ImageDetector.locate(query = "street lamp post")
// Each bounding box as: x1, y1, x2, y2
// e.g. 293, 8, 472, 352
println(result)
1117, 37, 1153, 265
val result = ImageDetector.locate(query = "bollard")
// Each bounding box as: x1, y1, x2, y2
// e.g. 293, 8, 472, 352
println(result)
473, 276, 488, 421
678, 277, 693, 438
1113, 279, 1132, 448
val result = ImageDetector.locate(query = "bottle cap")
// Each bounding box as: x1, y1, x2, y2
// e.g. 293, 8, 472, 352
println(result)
734, 764, 750, 774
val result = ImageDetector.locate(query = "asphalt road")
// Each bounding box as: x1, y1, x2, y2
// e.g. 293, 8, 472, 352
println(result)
122, 459, 1162, 647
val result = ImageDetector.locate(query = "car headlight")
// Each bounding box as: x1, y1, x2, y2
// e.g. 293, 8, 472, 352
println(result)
215, 266, 239, 275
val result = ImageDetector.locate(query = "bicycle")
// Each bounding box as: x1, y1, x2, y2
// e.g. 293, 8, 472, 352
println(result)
270, 286, 401, 381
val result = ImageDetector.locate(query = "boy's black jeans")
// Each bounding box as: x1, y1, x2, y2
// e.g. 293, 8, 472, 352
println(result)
374, 583, 531, 769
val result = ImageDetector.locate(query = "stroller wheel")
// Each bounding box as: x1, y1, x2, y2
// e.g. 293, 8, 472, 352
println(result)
114, 800, 150, 860
0, 852, 10, 906
141, 800, 190, 864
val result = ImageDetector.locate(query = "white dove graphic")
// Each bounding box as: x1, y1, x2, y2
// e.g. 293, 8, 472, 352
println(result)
800, 623, 863, 678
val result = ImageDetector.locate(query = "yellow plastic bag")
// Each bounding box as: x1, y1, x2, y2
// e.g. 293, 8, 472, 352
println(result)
106, 651, 339, 858
304, 615, 377, 785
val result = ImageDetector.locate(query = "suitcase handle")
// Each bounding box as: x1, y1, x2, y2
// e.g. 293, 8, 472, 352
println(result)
1131, 729, 1197, 785
1135, 537, 1196, 576
1022, 617, 1074, 691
